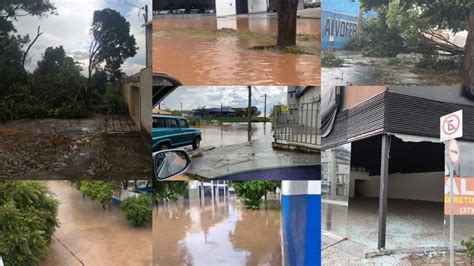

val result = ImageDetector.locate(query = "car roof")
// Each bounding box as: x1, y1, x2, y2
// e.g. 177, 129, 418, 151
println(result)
153, 114, 185, 119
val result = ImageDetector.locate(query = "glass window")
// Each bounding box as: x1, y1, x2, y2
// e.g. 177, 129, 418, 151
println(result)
179, 119, 188, 128
321, 143, 351, 237
167, 119, 178, 128
153, 118, 167, 128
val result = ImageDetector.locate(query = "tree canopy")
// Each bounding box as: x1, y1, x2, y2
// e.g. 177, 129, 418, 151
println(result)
88, 8, 137, 81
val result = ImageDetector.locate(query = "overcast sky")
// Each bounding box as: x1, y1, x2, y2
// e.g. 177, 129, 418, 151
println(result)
160, 86, 288, 116
15, 0, 150, 76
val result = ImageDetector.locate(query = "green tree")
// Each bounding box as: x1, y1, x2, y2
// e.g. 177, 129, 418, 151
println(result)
153, 181, 188, 202
228, 181, 280, 210
79, 181, 115, 210
360, 0, 474, 85
121, 193, 152, 227
88, 8, 137, 81
0, 181, 59, 265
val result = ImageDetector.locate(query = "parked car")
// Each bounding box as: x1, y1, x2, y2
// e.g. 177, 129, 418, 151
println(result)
152, 115, 201, 151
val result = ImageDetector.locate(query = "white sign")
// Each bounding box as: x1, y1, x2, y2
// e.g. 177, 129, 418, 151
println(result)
440, 110, 463, 141
448, 139, 461, 165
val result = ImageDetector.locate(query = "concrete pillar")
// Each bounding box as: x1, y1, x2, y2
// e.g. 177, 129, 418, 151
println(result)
281, 180, 321, 265
378, 134, 390, 250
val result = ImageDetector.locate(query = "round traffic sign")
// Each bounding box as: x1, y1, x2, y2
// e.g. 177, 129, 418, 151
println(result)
448, 139, 460, 165
442, 114, 461, 136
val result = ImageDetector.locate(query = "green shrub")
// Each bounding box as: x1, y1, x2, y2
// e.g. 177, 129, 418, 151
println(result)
415, 55, 461, 71
0, 181, 59, 265
153, 182, 188, 202
461, 236, 474, 257
121, 193, 152, 227
79, 181, 114, 209
322, 54, 344, 67
229, 181, 279, 210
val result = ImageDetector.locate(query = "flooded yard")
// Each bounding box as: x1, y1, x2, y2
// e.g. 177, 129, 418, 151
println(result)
322, 51, 462, 87
153, 195, 282, 265
0, 115, 150, 180
153, 14, 320, 85
41, 181, 152, 265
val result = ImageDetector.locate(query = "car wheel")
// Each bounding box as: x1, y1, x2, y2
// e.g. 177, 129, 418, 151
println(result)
158, 144, 170, 151
192, 137, 200, 149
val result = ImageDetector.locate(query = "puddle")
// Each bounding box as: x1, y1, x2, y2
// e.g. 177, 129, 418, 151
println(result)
153, 195, 282, 265
196, 122, 272, 147
153, 14, 320, 85
41, 181, 152, 265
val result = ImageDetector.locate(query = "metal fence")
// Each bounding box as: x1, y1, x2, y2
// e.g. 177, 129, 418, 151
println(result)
272, 101, 321, 149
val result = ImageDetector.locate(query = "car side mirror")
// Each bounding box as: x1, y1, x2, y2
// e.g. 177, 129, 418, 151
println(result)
153, 149, 191, 181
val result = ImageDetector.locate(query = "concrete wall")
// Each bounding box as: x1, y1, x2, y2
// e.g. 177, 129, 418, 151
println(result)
216, 0, 236, 17
140, 67, 152, 134
248, 0, 267, 13
350, 170, 445, 202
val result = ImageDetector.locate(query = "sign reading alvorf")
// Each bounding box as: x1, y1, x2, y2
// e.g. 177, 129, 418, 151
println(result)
444, 177, 474, 215
440, 110, 463, 141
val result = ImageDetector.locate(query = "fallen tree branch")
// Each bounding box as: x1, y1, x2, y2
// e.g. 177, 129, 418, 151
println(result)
22, 26, 43, 68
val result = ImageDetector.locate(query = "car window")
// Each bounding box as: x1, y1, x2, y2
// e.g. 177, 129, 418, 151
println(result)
153, 118, 167, 128
179, 119, 188, 128
167, 118, 178, 128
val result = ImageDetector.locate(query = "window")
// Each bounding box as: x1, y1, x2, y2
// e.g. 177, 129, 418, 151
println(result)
179, 119, 188, 128
167, 118, 178, 128
153, 118, 166, 128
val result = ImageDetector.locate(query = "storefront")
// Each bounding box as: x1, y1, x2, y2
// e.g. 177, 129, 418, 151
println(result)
321, 86, 474, 250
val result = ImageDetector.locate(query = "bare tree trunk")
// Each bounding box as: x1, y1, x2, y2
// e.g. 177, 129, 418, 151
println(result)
276, 0, 299, 48
22, 26, 42, 68
462, 8, 474, 86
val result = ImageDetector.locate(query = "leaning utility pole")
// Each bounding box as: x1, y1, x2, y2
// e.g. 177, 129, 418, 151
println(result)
248, 86, 252, 141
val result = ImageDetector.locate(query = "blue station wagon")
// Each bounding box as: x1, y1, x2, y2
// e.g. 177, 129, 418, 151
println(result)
152, 115, 202, 151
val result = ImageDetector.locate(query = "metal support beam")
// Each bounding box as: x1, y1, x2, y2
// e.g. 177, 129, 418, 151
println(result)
378, 134, 390, 250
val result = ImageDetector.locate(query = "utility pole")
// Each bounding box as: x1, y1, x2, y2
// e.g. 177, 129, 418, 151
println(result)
180, 102, 183, 115
248, 86, 252, 142
262, 93, 267, 123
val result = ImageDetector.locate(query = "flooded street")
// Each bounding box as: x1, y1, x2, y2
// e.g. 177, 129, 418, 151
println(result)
41, 181, 152, 266
153, 195, 282, 265
154, 14, 320, 85
322, 51, 462, 87
196, 122, 272, 148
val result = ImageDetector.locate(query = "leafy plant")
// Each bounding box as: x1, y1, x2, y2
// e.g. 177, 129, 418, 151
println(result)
121, 193, 152, 227
79, 181, 114, 210
153, 182, 188, 202
0, 181, 59, 265
322, 54, 344, 67
228, 181, 279, 210
461, 236, 474, 257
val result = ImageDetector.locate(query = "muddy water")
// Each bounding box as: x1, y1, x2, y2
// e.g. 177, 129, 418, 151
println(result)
153, 15, 320, 85
41, 181, 152, 266
155, 14, 319, 35
196, 122, 272, 148
153, 195, 282, 265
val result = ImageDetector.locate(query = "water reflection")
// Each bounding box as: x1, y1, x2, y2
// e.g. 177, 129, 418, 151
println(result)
153, 195, 282, 265
197, 122, 272, 147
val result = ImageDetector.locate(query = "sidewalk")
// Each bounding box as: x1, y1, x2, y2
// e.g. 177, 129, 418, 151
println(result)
186, 136, 320, 180
322, 231, 472, 265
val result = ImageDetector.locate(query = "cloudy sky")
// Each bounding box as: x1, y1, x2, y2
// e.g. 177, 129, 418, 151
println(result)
15, 0, 150, 75
161, 86, 288, 116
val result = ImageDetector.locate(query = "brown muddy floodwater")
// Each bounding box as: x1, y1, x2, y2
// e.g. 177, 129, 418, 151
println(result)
41, 181, 152, 266
153, 195, 282, 265
197, 122, 272, 148
154, 14, 320, 85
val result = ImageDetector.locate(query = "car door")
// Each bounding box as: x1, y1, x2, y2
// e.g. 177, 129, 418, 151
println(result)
166, 118, 184, 147
152, 117, 173, 150
179, 119, 195, 144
